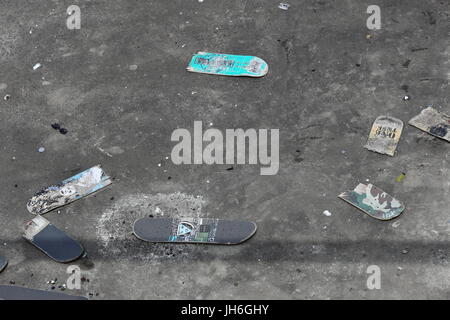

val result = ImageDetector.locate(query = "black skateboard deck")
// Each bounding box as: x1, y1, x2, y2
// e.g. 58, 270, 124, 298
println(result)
0, 255, 7, 273
133, 217, 257, 245
0, 285, 87, 300
24, 216, 84, 263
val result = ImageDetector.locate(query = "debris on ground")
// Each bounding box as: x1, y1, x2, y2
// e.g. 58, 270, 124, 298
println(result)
392, 221, 401, 228
364, 116, 404, 156
322, 210, 332, 217
23, 215, 84, 263
38, 147, 45, 153
0, 255, 7, 273
51, 123, 69, 135
338, 183, 405, 220
187, 52, 268, 77
32, 63, 42, 71
0, 284, 87, 300
402, 95, 411, 101
27, 165, 112, 215
3, 94, 11, 101
278, 3, 290, 10
408, 107, 450, 142
396, 172, 406, 182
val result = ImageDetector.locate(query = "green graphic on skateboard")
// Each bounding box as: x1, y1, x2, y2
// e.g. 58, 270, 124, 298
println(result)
339, 183, 405, 220
133, 217, 257, 245
187, 52, 268, 77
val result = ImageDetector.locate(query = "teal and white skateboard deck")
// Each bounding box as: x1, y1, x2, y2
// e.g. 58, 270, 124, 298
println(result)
27, 165, 112, 215
0, 255, 7, 273
24, 216, 84, 263
134, 217, 257, 245
0, 285, 87, 300
187, 52, 268, 77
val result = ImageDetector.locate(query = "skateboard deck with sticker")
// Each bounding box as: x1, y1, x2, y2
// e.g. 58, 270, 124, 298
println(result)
0, 255, 7, 273
408, 107, 450, 142
339, 183, 405, 220
24, 216, 84, 263
364, 116, 403, 156
187, 52, 268, 77
27, 165, 112, 215
0, 285, 87, 300
133, 217, 257, 245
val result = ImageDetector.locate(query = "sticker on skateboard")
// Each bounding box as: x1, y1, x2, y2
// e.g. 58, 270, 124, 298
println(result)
339, 183, 405, 220
408, 107, 450, 142
133, 217, 257, 245
27, 165, 112, 215
364, 116, 403, 156
0, 285, 87, 300
187, 52, 268, 77
24, 216, 84, 263
0, 255, 7, 273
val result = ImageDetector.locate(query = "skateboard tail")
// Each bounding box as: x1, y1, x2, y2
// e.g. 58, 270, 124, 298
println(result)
24, 216, 84, 263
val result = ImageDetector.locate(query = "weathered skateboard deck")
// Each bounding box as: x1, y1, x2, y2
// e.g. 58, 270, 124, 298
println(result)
27, 165, 112, 215
339, 183, 405, 220
134, 217, 257, 245
187, 52, 268, 77
408, 107, 450, 142
24, 216, 84, 263
364, 116, 403, 156
0, 255, 7, 273
0, 285, 87, 300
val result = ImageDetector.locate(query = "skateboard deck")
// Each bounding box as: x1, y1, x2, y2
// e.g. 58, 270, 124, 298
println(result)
0, 285, 87, 300
27, 165, 112, 215
133, 217, 257, 245
24, 216, 84, 263
364, 116, 403, 156
408, 107, 450, 142
0, 255, 7, 273
187, 52, 268, 77
339, 183, 405, 220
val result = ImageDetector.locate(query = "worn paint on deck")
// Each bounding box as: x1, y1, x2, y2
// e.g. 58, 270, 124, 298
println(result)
187, 52, 268, 77
364, 116, 403, 156
339, 183, 405, 220
408, 107, 450, 142
27, 165, 112, 215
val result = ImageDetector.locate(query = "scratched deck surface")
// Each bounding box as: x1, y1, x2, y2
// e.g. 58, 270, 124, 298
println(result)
27, 165, 112, 215
364, 116, 403, 156
339, 183, 405, 220
134, 217, 257, 244
187, 52, 268, 77
408, 107, 450, 142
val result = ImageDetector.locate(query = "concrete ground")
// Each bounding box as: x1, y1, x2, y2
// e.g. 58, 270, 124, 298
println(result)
0, 0, 449, 299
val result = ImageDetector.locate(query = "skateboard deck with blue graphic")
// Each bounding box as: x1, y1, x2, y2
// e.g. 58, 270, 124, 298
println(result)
0, 255, 7, 273
133, 217, 257, 245
0, 285, 88, 300
408, 107, 450, 142
24, 216, 84, 263
339, 183, 405, 220
187, 52, 268, 77
27, 165, 112, 215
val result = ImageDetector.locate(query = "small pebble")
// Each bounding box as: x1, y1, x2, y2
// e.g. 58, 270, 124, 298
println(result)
323, 210, 332, 217
33, 63, 42, 70
38, 147, 45, 153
